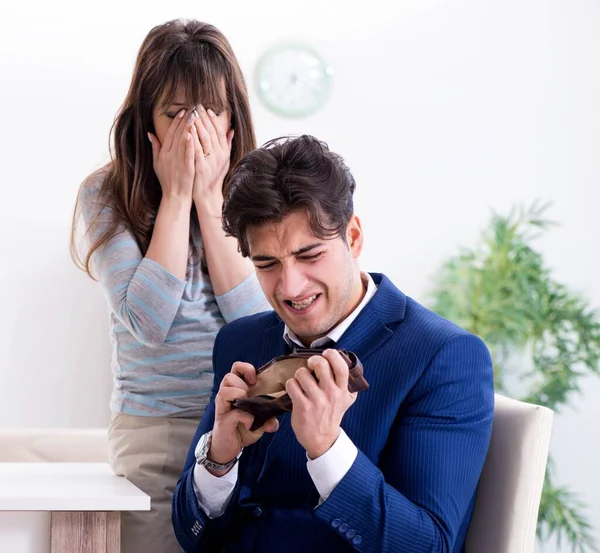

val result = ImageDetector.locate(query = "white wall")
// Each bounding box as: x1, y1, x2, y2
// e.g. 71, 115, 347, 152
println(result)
1, 0, 598, 550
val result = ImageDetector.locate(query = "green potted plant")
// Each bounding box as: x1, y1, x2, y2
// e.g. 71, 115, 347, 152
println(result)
429, 202, 600, 552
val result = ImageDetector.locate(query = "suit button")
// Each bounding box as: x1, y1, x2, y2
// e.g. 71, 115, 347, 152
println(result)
352, 535, 363, 545
346, 529, 356, 539
331, 518, 342, 528
338, 523, 349, 533
252, 506, 263, 518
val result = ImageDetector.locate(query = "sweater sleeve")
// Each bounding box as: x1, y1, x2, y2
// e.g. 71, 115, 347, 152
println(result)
78, 172, 186, 346
214, 271, 271, 323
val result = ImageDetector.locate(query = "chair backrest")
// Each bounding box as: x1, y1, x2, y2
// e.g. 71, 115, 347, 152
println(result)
465, 394, 553, 553
0, 428, 109, 462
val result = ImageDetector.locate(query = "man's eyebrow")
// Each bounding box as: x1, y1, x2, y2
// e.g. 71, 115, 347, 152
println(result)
293, 243, 323, 255
250, 243, 323, 262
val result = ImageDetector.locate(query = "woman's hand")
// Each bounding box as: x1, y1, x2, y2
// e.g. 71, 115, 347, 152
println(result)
148, 109, 195, 202
190, 105, 234, 216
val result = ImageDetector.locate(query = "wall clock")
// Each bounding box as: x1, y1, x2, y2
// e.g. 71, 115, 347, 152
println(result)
255, 43, 333, 118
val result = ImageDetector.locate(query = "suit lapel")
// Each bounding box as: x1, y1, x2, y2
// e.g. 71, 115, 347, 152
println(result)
256, 273, 407, 480
333, 273, 407, 364
257, 318, 290, 366
335, 303, 393, 360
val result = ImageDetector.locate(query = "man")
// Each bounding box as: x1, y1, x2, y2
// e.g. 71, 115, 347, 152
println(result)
172, 135, 494, 552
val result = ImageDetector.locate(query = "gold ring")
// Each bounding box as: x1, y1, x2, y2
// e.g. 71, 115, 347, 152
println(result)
204, 149, 214, 157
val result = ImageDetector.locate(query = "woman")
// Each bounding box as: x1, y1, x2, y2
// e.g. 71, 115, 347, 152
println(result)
71, 19, 270, 553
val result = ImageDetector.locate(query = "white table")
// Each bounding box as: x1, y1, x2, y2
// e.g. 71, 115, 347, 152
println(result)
0, 462, 150, 553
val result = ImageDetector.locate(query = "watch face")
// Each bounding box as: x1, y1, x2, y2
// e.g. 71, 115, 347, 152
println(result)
255, 43, 333, 118
194, 431, 210, 462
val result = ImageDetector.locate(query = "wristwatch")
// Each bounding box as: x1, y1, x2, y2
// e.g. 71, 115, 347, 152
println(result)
194, 430, 243, 472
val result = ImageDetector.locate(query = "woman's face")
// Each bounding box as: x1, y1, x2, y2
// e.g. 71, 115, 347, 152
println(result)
151, 87, 231, 146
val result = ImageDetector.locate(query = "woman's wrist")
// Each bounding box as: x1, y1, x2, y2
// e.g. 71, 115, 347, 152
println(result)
160, 194, 193, 212
194, 193, 223, 219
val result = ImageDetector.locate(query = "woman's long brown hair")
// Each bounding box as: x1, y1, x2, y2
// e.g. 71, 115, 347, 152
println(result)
71, 19, 256, 278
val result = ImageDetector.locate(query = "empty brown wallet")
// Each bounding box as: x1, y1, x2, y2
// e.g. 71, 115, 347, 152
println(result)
231, 348, 368, 431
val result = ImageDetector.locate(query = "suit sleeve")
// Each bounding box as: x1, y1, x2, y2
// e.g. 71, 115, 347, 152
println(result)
314, 333, 495, 553
172, 331, 240, 552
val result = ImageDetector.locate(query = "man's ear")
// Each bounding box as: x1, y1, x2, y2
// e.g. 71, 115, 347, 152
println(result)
346, 215, 364, 258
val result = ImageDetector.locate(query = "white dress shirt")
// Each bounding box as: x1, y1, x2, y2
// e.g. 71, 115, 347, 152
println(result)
193, 273, 377, 518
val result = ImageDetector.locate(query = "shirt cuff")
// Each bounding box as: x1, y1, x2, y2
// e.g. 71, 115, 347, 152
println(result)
192, 462, 239, 519
306, 429, 358, 504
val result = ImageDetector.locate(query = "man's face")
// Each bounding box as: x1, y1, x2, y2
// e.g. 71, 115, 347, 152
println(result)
247, 210, 365, 346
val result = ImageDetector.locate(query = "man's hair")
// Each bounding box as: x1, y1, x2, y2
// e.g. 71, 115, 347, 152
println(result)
222, 135, 356, 257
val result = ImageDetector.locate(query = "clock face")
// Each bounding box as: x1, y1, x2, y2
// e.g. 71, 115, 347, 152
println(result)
255, 43, 333, 118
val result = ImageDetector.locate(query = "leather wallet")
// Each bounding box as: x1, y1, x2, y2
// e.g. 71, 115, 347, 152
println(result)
231, 348, 368, 431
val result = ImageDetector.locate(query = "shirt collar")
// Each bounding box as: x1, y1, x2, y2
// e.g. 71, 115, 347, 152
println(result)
283, 272, 377, 350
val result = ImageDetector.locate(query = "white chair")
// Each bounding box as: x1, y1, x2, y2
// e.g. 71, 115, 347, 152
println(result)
0, 428, 108, 462
465, 394, 554, 553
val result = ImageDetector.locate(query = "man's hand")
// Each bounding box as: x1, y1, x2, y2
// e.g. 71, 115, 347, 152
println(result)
286, 349, 357, 459
209, 361, 279, 476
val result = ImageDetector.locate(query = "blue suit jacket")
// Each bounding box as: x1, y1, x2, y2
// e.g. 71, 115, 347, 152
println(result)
173, 273, 494, 553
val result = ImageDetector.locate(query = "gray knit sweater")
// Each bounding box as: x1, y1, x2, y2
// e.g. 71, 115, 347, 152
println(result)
79, 167, 271, 418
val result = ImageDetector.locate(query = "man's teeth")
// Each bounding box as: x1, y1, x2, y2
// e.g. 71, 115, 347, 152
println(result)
290, 295, 317, 310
